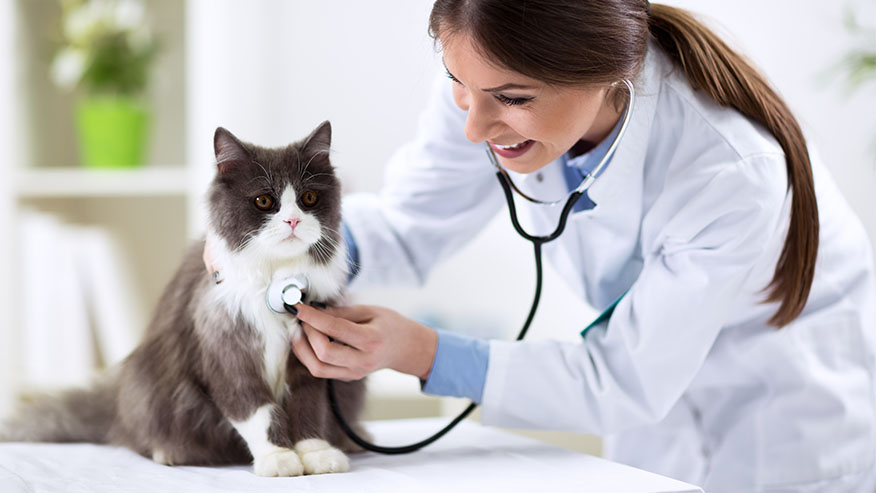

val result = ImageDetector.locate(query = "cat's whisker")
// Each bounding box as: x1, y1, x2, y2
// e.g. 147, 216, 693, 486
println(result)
301, 149, 329, 179
246, 176, 272, 189
314, 234, 341, 253
302, 172, 334, 186
310, 241, 336, 264
252, 160, 275, 188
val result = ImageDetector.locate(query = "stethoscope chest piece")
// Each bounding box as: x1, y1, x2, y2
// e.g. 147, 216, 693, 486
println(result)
266, 275, 309, 313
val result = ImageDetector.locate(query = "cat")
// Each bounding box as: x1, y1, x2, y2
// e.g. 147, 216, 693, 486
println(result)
0, 121, 368, 477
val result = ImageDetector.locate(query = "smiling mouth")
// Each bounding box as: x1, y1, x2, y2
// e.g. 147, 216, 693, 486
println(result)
490, 139, 535, 158
493, 140, 531, 150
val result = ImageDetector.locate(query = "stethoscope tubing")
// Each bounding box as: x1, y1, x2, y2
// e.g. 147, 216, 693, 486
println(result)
324, 79, 635, 455
323, 173, 565, 455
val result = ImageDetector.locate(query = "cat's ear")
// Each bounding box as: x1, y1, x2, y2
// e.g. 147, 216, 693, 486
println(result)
302, 120, 332, 154
214, 127, 249, 172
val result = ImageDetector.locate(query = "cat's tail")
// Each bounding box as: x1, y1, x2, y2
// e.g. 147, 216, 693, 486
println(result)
0, 374, 117, 443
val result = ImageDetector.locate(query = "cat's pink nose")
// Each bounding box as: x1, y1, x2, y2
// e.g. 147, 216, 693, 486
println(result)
284, 218, 300, 232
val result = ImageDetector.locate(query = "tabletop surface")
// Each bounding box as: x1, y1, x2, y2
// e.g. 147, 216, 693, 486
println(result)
0, 417, 703, 493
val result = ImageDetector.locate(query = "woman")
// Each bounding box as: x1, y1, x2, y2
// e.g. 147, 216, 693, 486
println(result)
221, 1, 876, 490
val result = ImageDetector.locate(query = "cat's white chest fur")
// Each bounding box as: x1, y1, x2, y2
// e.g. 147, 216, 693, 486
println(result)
207, 232, 348, 399
243, 288, 296, 398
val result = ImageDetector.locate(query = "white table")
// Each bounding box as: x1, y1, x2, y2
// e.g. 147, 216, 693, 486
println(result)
0, 418, 703, 493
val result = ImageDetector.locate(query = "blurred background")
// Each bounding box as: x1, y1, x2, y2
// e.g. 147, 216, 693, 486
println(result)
0, 0, 873, 457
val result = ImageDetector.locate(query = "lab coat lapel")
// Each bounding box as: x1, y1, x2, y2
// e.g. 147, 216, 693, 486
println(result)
586, 44, 663, 208
520, 45, 663, 310
569, 46, 661, 309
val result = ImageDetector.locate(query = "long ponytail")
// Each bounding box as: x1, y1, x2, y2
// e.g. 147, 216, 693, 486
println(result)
429, 0, 818, 327
648, 4, 819, 327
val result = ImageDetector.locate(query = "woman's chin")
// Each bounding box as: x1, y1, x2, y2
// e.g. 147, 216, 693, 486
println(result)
497, 145, 552, 174
501, 157, 549, 175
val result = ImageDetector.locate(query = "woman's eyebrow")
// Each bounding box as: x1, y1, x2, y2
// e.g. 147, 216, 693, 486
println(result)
482, 82, 537, 92
443, 61, 536, 92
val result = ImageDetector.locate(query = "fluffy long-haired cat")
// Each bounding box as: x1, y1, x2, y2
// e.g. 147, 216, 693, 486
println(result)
0, 121, 367, 477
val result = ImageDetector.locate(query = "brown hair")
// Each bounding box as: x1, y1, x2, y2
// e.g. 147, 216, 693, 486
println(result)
429, 1, 818, 327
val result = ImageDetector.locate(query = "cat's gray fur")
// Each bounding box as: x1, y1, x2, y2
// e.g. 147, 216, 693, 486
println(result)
0, 122, 366, 470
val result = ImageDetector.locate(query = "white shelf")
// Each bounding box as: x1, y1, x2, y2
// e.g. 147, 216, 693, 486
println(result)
14, 167, 189, 198
367, 368, 427, 398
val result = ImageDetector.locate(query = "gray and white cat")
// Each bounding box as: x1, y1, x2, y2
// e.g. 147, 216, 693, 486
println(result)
0, 121, 367, 476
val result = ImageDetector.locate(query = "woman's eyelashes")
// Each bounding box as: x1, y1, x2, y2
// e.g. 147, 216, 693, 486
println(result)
494, 94, 533, 106
445, 70, 534, 107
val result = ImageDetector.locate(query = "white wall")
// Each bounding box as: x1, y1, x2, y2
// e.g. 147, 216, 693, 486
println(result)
664, 0, 876, 251
0, 0, 20, 415
185, 1, 876, 346
186, 0, 438, 228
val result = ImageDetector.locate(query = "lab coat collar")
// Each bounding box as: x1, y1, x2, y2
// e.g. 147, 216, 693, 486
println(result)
584, 43, 663, 208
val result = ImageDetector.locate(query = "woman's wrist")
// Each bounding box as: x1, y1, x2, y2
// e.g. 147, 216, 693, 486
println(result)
394, 322, 438, 380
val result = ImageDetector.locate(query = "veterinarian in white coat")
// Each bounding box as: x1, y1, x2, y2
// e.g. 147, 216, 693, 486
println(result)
290, 2, 876, 491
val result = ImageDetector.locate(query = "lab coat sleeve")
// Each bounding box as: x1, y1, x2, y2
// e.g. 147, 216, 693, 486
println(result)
342, 75, 504, 288
480, 155, 789, 434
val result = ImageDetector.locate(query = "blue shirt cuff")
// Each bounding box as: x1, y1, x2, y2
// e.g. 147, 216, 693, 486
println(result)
421, 329, 490, 404
341, 221, 360, 283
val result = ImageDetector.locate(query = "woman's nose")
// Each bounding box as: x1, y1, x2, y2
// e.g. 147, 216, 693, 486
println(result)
454, 86, 499, 144
463, 99, 499, 144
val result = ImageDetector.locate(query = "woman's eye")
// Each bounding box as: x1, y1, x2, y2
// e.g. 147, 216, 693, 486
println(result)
300, 190, 319, 208
445, 70, 461, 84
254, 194, 275, 211
495, 94, 532, 106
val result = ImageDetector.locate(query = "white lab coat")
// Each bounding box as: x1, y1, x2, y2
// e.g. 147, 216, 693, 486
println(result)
342, 43, 876, 491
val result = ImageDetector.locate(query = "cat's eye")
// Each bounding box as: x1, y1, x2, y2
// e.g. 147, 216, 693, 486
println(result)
300, 190, 318, 208
254, 194, 275, 211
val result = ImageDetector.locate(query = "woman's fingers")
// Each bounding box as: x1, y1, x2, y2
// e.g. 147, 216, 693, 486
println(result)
295, 304, 371, 348
202, 237, 223, 283
300, 323, 363, 369
321, 304, 375, 323
291, 326, 361, 381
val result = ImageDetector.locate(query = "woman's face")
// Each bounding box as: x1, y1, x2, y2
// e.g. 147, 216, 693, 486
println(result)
442, 33, 622, 174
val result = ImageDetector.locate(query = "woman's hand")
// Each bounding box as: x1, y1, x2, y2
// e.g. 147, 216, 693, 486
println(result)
292, 304, 438, 382
202, 236, 223, 283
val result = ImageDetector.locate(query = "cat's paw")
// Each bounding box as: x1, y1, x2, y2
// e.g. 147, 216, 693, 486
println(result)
151, 449, 173, 466
253, 447, 305, 477
294, 438, 349, 474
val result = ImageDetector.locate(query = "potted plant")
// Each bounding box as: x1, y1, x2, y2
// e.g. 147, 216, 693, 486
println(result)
837, 9, 876, 93
51, 0, 158, 168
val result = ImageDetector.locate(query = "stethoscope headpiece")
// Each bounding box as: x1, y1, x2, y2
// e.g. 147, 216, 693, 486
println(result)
266, 275, 309, 313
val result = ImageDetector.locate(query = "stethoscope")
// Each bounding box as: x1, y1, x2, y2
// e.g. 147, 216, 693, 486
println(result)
267, 79, 636, 454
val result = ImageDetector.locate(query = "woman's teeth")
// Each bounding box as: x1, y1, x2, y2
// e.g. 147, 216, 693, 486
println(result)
496, 140, 530, 150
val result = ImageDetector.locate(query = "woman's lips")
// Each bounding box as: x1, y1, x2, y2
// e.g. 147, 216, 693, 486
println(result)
490, 139, 534, 159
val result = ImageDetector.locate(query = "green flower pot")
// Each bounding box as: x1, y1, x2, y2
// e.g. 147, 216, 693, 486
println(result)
76, 96, 149, 168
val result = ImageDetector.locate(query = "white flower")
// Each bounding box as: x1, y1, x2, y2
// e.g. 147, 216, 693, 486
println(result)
64, 0, 111, 45
50, 47, 87, 90
114, 0, 145, 31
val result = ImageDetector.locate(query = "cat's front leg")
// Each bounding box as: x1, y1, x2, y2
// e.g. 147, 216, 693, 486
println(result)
229, 404, 304, 477
196, 310, 305, 476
